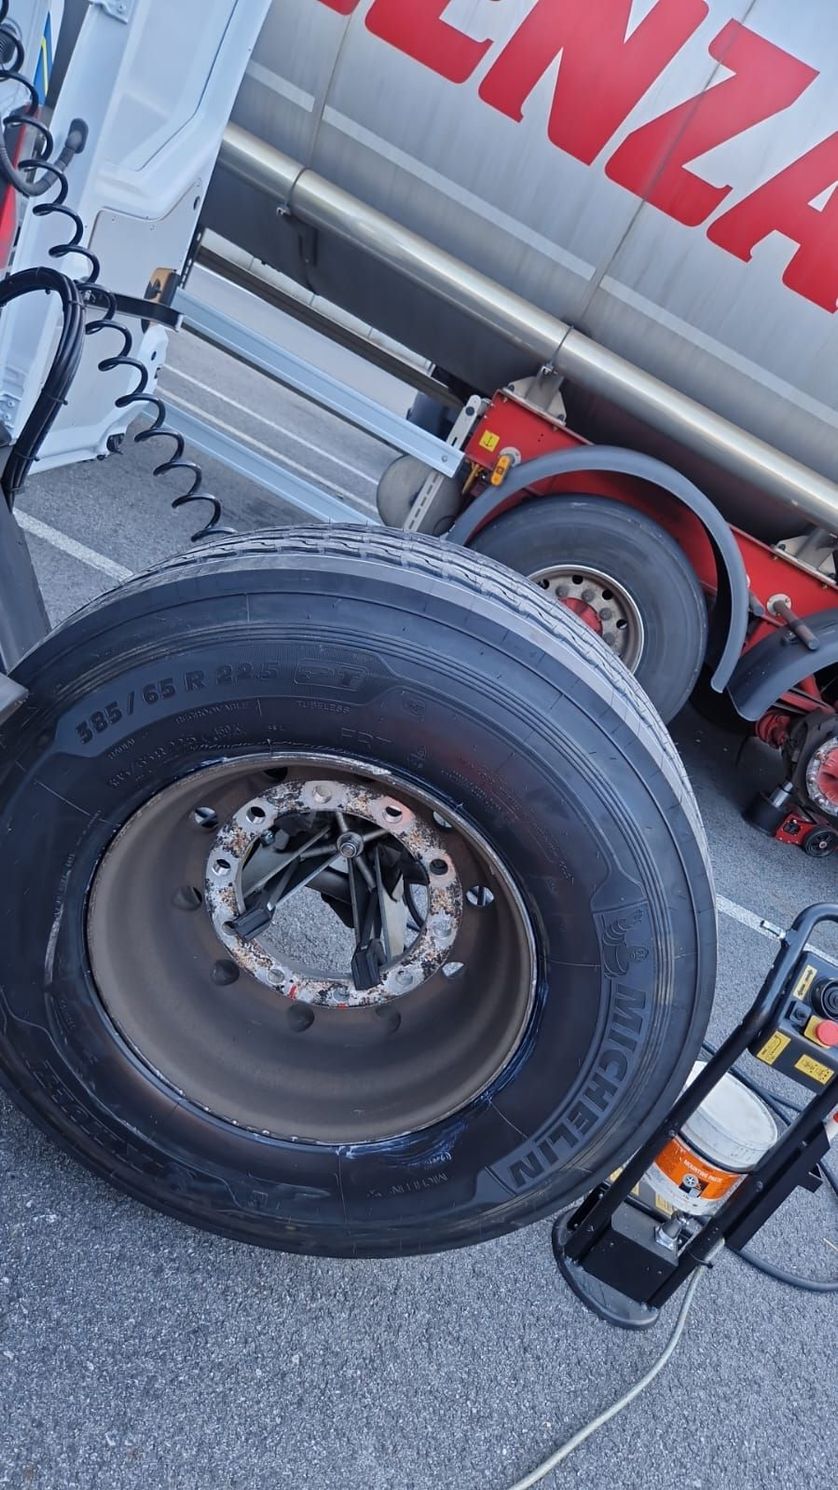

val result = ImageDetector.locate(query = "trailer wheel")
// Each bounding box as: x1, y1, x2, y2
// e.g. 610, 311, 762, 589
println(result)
0, 528, 715, 1256
471, 496, 709, 721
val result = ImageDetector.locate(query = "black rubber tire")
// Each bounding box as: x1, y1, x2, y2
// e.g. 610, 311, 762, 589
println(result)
470, 495, 709, 722
0, 527, 716, 1256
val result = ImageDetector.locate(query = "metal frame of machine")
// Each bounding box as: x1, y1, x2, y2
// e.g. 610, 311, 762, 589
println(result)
554, 901, 838, 1329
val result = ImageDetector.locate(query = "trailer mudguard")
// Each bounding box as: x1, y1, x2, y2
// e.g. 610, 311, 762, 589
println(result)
727, 608, 838, 722
446, 447, 749, 695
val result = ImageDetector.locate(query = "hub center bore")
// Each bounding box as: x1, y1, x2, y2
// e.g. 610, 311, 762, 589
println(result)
204, 777, 464, 1009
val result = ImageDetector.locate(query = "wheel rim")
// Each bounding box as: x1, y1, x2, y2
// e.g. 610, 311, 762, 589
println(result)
86, 754, 537, 1144
529, 564, 646, 671
806, 738, 838, 815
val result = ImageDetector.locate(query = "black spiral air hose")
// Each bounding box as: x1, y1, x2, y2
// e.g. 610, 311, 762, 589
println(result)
0, 0, 227, 539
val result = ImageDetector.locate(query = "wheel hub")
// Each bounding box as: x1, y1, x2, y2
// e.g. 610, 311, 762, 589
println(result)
86, 754, 536, 1143
529, 564, 645, 671
204, 777, 463, 1008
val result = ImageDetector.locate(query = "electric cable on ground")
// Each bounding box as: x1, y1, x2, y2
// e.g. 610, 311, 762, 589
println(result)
500, 1270, 705, 1490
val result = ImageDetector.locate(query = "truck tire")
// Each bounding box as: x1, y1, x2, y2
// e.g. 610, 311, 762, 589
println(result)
0, 527, 716, 1256
471, 495, 709, 721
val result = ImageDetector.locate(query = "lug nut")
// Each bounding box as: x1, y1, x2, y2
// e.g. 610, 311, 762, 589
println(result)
337, 831, 364, 860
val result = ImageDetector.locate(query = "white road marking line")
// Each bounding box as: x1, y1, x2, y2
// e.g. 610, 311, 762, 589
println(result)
716, 893, 784, 941
163, 366, 382, 487
717, 894, 829, 957
164, 391, 380, 514
16, 510, 132, 582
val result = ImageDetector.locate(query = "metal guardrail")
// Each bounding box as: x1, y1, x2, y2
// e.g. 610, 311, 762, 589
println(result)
174, 289, 463, 479
168, 405, 374, 526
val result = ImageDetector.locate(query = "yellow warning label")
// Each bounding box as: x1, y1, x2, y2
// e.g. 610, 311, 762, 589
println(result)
479, 430, 501, 452
756, 1031, 791, 1066
791, 963, 818, 1000
795, 1054, 833, 1085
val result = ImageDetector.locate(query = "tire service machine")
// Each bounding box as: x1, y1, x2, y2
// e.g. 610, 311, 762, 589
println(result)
553, 903, 838, 1327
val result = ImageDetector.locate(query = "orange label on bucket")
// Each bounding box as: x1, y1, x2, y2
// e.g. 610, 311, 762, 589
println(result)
654, 1136, 741, 1205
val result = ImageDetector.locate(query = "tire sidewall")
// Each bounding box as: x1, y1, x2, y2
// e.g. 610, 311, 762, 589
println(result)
0, 556, 714, 1254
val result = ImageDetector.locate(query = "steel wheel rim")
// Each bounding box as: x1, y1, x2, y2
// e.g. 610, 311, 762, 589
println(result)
86, 753, 537, 1145
529, 563, 646, 671
806, 738, 838, 814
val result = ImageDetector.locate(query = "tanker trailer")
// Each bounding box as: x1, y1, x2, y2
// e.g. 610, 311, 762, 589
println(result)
199, 0, 838, 850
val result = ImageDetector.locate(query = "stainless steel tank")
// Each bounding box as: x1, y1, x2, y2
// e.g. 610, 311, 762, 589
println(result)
203, 2, 838, 536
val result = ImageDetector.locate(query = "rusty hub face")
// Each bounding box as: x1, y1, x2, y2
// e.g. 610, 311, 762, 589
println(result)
204, 776, 464, 1009
86, 754, 537, 1143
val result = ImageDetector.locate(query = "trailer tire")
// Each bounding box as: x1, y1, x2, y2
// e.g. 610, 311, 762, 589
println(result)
471, 495, 709, 721
0, 527, 716, 1256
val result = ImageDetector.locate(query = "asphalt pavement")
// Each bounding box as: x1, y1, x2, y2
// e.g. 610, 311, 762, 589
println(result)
1, 270, 836, 1490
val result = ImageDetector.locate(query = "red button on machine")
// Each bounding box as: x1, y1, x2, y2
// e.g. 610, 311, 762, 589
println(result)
814, 1019, 838, 1047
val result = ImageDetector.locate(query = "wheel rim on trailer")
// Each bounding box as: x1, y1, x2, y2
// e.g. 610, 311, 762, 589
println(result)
805, 737, 838, 816
528, 564, 646, 672
86, 754, 537, 1145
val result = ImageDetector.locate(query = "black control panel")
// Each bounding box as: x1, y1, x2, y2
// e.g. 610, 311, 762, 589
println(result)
752, 949, 838, 1092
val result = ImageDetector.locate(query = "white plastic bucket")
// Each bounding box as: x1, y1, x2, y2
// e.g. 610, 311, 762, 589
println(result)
646, 1063, 779, 1217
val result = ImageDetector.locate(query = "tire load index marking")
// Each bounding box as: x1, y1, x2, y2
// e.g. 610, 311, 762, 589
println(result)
60, 651, 379, 762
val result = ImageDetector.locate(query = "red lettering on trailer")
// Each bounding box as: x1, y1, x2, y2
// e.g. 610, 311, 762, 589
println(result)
708, 131, 838, 311
312, 1, 837, 314
477, 0, 708, 165
365, 0, 492, 84
606, 21, 817, 226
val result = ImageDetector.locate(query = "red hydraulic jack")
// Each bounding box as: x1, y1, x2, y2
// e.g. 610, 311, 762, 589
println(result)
554, 904, 838, 1328
747, 781, 838, 859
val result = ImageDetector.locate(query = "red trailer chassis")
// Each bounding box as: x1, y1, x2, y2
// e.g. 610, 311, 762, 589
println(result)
447, 390, 838, 858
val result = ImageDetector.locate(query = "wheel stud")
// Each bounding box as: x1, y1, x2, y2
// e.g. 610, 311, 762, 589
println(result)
287, 1004, 315, 1032
212, 959, 240, 986
173, 885, 202, 911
